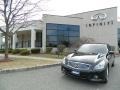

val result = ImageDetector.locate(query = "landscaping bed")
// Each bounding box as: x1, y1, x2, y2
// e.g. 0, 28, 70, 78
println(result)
0, 58, 58, 70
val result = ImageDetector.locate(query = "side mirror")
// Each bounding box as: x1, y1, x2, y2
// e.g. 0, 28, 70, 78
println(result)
109, 51, 114, 54
74, 49, 77, 53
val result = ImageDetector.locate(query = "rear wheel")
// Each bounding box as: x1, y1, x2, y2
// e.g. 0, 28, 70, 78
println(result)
112, 60, 115, 67
103, 66, 109, 83
112, 55, 115, 67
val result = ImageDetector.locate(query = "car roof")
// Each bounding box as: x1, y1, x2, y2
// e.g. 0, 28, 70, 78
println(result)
82, 43, 108, 46
82, 43, 112, 51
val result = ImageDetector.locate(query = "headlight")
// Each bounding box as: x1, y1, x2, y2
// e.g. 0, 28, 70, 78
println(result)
62, 59, 65, 64
62, 57, 67, 64
94, 60, 105, 70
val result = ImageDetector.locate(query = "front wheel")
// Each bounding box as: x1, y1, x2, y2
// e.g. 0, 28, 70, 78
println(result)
103, 66, 109, 83
112, 60, 115, 67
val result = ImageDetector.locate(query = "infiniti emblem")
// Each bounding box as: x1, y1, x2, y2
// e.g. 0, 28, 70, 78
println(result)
91, 13, 107, 21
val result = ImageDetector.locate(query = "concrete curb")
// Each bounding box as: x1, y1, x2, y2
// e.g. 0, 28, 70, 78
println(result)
0, 63, 61, 74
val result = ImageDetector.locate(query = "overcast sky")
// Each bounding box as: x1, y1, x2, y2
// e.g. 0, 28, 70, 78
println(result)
42, 0, 120, 19
0, 0, 120, 26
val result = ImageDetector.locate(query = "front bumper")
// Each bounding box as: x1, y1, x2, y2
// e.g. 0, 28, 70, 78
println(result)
61, 64, 106, 81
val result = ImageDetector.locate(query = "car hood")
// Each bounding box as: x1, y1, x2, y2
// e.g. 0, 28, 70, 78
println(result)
66, 53, 104, 64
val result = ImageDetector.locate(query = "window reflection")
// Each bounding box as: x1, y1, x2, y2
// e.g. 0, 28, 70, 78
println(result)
46, 23, 80, 47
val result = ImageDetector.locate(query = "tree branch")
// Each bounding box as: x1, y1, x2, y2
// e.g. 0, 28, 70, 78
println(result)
0, 27, 5, 33
7, 0, 13, 21
8, 0, 29, 25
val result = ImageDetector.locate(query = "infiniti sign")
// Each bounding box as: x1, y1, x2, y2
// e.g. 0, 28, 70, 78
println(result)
91, 13, 107, 21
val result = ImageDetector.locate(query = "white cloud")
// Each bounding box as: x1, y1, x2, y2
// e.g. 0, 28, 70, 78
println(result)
44, 0, 120, 17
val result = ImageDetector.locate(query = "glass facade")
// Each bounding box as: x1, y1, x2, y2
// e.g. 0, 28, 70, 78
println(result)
46, 23, 80, 47
36, 31, 42, 47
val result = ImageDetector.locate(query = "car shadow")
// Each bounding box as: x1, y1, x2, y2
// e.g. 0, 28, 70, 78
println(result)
60, 72, 109, 89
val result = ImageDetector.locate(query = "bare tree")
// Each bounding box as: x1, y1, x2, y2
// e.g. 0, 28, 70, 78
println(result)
0, 0, 45, 59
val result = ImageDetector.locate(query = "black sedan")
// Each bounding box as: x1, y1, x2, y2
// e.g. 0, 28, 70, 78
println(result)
61, 44, 115, 83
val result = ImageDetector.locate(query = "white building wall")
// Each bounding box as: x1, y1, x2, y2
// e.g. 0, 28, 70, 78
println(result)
12, 34, 17, 49
68, 7, 118, 50
42, 7, 118, 52
13, 20, 43, 32
31, 29, 36, 48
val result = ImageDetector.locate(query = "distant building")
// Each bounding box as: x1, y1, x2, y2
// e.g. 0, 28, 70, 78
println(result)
0, 7, 119, 52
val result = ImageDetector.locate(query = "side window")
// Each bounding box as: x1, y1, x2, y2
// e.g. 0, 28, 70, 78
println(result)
107, 45, 111, 51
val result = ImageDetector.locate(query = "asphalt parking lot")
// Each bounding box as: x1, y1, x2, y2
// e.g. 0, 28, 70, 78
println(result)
0, 57, 120, 90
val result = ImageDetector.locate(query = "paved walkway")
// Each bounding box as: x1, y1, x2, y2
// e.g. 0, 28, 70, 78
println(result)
0, 54, 62, 62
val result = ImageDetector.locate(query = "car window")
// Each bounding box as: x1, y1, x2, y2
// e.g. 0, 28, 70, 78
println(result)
78, 44, 108, 54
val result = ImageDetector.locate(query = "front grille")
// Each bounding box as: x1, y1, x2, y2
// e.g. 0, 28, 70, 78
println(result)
67, 61, 91, 70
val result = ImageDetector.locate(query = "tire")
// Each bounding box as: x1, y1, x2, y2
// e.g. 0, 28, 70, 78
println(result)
103, 66, 109, 83
61, 67, 67, 75
112, 55, 115, 67
112, 60, 115, 67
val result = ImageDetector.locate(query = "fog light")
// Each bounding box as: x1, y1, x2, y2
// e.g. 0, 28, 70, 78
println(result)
94, 75, 98, 79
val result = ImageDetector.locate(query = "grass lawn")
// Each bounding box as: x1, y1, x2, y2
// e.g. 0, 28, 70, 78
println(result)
0, 58, 58, 70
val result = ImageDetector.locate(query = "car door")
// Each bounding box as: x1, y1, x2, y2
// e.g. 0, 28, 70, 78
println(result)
106, 45, 113, 67
106, 52, 114, 69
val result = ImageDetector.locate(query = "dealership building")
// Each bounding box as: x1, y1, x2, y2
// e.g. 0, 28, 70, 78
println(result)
0, 7, 119, 52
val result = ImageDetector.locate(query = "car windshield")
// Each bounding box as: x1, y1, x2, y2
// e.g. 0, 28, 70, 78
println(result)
77, 44, 108, 54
